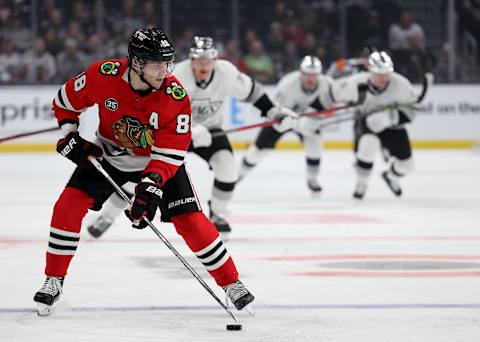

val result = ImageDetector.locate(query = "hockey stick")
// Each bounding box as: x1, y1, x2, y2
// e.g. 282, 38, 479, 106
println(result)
211, 102, 358, 138
88, 157, 240, 324
213, 72, 433, 136
211, 84, 369, 138
310, 72, 433, 129
0, 126, 59, 143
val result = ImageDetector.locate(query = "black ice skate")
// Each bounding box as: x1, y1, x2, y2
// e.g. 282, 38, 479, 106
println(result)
33, 276, 64, 316
307, 179, 322, 194
209, 202, 232, 233
353, 182, 367, 200
381, 171, 402, 197
87, 216, 113, 238
223, 280, 254, 311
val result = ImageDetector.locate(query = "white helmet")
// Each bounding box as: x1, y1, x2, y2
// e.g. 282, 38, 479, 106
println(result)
368, 51, 394, 74
189, 36, 218, 59
300, 55, 322, 74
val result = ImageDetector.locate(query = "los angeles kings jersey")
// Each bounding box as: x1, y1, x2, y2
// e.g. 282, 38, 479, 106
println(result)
53, 59, 192, 184
173, 59, 254, 129
275, 71, 335, 113
331, 71, 417, 123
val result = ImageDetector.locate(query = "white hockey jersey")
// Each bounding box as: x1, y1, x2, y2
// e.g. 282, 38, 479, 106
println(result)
173, 59, 255, 129
275, 70, 335, 113
332, 71, 417, 120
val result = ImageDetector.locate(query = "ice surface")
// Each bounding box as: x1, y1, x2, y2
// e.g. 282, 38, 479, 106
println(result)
1, 149, 480, 341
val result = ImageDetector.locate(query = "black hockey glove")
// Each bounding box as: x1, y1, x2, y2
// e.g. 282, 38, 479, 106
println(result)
126, 175, 163, 229
56, 131, 103, 165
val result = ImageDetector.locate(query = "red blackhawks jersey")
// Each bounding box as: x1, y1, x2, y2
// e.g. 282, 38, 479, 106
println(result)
53, 58, 191, 184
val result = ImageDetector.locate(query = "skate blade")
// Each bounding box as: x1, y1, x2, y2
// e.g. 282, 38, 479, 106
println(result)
36, 302, 54, 317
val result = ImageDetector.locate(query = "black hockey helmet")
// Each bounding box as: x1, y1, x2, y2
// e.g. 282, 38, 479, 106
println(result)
128, 28, 175, 67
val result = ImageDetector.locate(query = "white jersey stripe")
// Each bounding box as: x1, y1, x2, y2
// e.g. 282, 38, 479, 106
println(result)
48, 237, 79, 247
195, 236, 222, 257
151, 154, 184, 166
60, 84, 78, 112
203, 252, 231, 271
47, 247, 76, 256
151, 147, 187, 157
50, 227, 80, 238
198, 244, 227, 264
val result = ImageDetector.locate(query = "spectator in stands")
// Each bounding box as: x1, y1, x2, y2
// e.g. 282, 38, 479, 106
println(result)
293, 0, 317, 32
280, 40, 301, 75
242, 29, 258, 54
24, 37, 56, 84
300, 32, 317, 56
272, 1, 288, 24
44, 27, 64, 56
266, 22, 284, 55
0, 0, 12, 31
56, 38, 87, 82
389, 9, 427, 81
220, 38, 245, 71
142, 0, 157, 27
281, 10, 305, 46
40, 8, 65, 38
175, 26, 195, 61
0, 38, 24, 84
67, 21, 86, 47
389, 10, 425, 51
70, 1, 94, 36
84, 33, 106, 66
109, 0, 144, 35
3, 15, 31, 51
38, 0, 57, 23
243, 39, 275, 83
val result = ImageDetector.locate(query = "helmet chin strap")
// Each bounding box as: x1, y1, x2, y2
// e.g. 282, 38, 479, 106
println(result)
138, 68, 161, 91
129, 66, 161, 92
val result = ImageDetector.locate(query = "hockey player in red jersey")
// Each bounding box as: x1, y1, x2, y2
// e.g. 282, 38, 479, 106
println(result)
33, 28, 254, 316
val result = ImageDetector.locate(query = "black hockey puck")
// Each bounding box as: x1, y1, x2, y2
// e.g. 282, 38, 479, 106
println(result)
226, 324, 242, 331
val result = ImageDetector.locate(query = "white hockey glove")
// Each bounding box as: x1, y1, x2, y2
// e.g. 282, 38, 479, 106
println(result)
296, 117, 322, 137
266, 106, 299, 133
365, 110, 399, 134
191, 124, 212, 148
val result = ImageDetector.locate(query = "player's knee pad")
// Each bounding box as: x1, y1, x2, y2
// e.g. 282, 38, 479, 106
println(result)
303, 135, 322, 160
209, 149, 238, 183
356, 134, 380, 163
51, 187, 94, 232
392, 157, 414, 176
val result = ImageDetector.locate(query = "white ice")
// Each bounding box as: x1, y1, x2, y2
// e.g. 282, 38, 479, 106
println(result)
1, 149, 480, 341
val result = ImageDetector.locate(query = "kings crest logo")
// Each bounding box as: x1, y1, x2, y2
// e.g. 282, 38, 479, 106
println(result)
165, 81, 187, 101
105, 98, 118, 111
99, 61, 121, 76
112, 116, 154, 149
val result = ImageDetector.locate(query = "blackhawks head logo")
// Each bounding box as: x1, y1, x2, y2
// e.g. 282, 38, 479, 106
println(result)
165, 81, 187, 100
112, 116, 154, 149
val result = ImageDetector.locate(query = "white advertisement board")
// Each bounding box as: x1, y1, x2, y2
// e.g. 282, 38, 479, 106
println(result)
0, 84, 479, 148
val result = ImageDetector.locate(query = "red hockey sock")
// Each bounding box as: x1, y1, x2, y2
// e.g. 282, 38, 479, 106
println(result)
45, 187, 93, 277
171, 212, 238, 287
